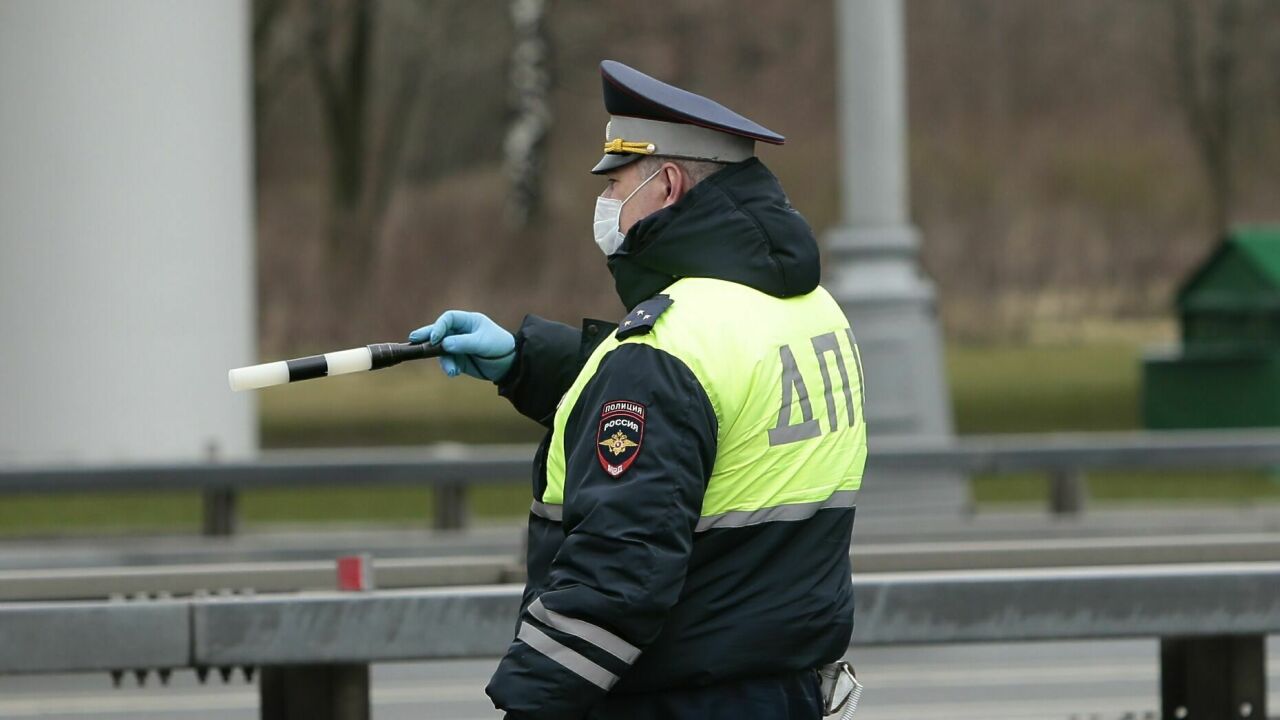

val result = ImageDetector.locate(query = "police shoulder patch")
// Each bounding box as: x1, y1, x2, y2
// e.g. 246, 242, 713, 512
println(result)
596, 400, 646, 477
615, 294, 673, 339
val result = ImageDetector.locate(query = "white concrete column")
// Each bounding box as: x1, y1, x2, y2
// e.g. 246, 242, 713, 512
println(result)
827, 0, 954, 443
0, 0, 257, 465
827, 0, 960, 515
836, 0, 909, 229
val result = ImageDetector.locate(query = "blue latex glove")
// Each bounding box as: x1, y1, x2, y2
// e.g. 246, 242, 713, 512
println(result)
408, 310, 516, 382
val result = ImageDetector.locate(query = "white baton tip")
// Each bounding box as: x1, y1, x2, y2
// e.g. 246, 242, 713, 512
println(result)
325, 347, 373, 377
228, 361, 290, 392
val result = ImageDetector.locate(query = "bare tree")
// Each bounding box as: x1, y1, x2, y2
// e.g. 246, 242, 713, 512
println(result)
305, 0, 424, 307
1171, 0, 1242, 235
253, 0, 309, 161
504, 0, 553, 228
254, 0, 288, 128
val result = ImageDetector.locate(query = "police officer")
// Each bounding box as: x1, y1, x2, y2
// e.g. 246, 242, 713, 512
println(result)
409, 60, 867, 720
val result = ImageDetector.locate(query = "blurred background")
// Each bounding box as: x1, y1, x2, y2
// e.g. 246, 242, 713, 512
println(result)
2, 1, 1280, 718
6, 0, 1280, 531
251, 0, 1280, 348
248, 0, 1280, 452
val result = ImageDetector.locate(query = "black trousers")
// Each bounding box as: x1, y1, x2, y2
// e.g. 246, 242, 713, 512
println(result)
585, 670, 824, 720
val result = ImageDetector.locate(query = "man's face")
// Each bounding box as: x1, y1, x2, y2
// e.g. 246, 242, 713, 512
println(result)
601, 161, 673, 236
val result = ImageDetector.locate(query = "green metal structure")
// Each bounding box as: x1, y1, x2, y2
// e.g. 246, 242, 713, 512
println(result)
1144, 226, 1280, 429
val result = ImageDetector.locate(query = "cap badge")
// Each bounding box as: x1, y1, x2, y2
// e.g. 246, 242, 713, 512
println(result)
603, 138, 656, 155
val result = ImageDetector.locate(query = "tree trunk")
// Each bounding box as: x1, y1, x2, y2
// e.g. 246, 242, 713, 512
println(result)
1171, 0, 1240, 236
503, 0, 552, 228
324, 205, 375, 340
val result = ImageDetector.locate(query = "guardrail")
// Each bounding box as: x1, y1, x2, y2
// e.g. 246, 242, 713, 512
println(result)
3, 563, 1277, 720
0, 555, 520, 601
9, 533, 1280, 601
4, 430, 1280, 535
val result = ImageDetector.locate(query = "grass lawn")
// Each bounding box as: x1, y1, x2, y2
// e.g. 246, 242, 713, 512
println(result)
0, 485, 536, 538
260, 342, 1146, 446
971, 470, 1280, 505
948, 343, 1140, 434
7, 342, 1278, 536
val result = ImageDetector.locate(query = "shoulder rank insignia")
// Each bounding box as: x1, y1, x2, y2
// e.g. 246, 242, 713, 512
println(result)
616, 294, 673, 339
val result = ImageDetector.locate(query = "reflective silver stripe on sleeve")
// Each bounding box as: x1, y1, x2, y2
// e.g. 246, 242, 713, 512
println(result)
516, 621, 618, 690
695, 489, 859, 532
529, 500, 563, 521
527, 598, 641, 665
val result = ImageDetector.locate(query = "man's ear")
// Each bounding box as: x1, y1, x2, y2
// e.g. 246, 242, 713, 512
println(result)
661, 162, 686, 208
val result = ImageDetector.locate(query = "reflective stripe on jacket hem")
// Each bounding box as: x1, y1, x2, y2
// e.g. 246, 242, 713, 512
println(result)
530, 500, 563, 521
695, 489, 858, 532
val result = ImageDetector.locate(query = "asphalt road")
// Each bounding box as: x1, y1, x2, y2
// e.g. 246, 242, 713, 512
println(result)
1, 638, 1277, 720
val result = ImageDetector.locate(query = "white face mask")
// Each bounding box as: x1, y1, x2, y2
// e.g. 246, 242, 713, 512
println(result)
593, 167, 663, 256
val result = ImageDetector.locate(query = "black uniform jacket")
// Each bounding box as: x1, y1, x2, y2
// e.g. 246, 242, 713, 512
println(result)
486, 159, 854, 718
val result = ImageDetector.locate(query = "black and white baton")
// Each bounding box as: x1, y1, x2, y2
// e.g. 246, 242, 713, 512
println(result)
228, 341, 443, 392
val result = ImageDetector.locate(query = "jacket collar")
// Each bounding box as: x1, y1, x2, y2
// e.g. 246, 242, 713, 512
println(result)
606, 158, 821, 310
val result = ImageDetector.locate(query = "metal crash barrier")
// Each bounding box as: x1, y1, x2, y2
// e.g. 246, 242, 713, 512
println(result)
5, 430, 1280, 534
1, 563, 1278, 720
